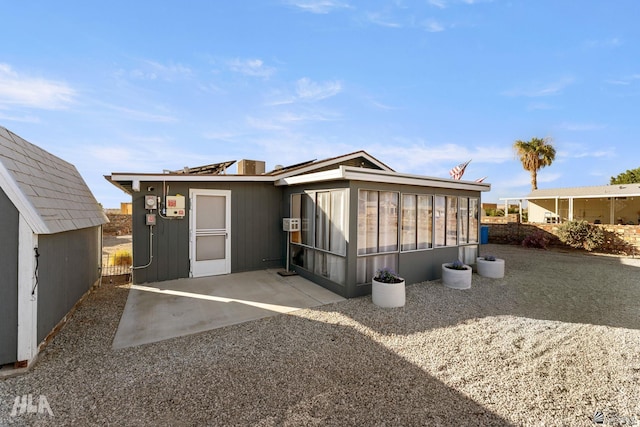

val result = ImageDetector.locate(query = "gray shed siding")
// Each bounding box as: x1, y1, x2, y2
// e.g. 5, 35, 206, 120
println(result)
132, 181, 283, 284
0, 187, 19, 365
37, 226, 101, 342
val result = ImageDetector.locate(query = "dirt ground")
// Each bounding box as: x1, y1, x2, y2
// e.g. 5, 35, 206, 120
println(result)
102, 234, 132, 256
2, 244, 638, 426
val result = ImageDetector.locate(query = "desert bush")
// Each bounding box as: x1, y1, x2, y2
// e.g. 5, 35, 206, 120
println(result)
522, 230, 550, 249
557, 220, 604, 251
109, 249, 133, 266
485, 208, 505, 217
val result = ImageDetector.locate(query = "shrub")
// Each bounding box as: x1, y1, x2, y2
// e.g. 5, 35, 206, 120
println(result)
522, 231, 549, 249
445, 259, 468, 270
109, 249, 133, 266
485, 208, 505, 217
557, 220, 604, 251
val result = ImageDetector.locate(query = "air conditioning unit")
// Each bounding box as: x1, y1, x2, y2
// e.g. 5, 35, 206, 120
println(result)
282, 218, 300, 232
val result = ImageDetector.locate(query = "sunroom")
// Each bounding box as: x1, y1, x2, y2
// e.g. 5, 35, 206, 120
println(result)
279, 167, 489, 298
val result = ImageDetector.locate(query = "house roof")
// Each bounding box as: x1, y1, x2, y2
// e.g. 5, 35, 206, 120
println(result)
501, 183, 640, 201
0, 126, 108, 235
106, 150, 490, 194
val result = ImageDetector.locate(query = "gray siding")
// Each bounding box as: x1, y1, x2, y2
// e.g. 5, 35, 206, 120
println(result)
132, 182, 283, 284
0, 188, 19, 365
37, 226, 101, 342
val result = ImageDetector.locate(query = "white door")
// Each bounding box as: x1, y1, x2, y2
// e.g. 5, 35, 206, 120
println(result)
190, 189, 231, 277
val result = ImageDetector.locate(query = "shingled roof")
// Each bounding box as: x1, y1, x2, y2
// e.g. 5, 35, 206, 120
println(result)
0, 126, 108, 235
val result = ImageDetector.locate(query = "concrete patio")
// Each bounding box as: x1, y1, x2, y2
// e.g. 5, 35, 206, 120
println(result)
112, 269, 345, 349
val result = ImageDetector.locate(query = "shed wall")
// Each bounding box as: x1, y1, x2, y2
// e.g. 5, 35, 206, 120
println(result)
0, 187, 19, 365
132, 182, 283, 283
37, 226, 101, 342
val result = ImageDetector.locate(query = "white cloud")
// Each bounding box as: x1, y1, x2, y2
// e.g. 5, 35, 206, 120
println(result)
422, 19, 445, 32
129, 60, 192, 81
0, 63, 76, 109
366, 12, 402, 28
526, 102, 556, 111
246, 116, 288, 131
100, 103, 178, 123
584, 37, 622, 49
605, 74, 640, 86
365, 140, 512, 177
557, 143, 615, 159
227, 58, 276, 78
0, 112, 41, 123
296, 77, 342, 101
503, 77, 574, 97
556, 122, 606, 132
286, 0, 351, 14
428, 0, 447, 9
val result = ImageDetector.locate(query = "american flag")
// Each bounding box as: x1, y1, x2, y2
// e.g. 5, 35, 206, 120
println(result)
475, 176, 487, 183
449, 160, 471, 180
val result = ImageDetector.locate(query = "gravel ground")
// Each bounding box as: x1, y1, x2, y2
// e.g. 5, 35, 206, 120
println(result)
1, 244, 639, 426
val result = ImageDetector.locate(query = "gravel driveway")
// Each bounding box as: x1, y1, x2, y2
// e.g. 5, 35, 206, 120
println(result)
1, 244, 639, 426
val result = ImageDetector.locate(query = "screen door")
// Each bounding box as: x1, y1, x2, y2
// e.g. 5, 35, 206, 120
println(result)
189, 189, 231, 277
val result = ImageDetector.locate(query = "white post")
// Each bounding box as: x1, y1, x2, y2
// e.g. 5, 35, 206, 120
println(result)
610, 198, 616, 224
569, 197, 574, 221
519, 200, 523, 223
17, 216, 38, 365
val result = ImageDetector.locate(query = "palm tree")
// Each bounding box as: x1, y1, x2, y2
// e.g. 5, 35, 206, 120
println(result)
513, 137, 556, 191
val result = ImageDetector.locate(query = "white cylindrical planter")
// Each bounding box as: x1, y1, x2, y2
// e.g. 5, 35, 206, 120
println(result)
476, 257, 505, 278
372, 278, 406, 308
441, 264, 472, 289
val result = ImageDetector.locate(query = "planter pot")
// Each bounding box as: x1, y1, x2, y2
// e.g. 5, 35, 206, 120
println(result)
476, 257, 505, 279
372, 278, 406, 308
442, 263, 472, 289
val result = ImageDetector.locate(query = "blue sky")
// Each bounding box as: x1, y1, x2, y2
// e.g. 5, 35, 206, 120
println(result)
1, 1, 639, 208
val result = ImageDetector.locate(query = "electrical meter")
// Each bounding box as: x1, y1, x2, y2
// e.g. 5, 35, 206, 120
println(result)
145, 195, 157, 210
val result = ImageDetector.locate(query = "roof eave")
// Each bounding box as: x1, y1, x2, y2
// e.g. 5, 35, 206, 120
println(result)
277, 165, 491, 191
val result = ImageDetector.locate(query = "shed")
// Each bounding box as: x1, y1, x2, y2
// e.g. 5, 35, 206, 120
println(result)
0, 126, 108, 368
106, 151, 490, 298
501, 184, 640, 224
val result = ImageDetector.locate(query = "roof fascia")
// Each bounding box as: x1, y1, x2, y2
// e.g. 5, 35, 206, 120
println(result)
109, 173, 276, 184
277, 166, 491, 192
0, 160, 48, 234
272, 151, 393, 180
501, 193, 640, 201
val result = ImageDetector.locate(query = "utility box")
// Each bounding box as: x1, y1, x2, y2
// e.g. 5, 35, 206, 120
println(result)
283, 218, 300, 232
166, 195, 186, 217
145, 213, 157, 225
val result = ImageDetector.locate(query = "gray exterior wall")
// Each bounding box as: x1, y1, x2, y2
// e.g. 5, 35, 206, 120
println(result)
37, 226, 101, 342
0, 187, 19, 365
132, 181, 284, 284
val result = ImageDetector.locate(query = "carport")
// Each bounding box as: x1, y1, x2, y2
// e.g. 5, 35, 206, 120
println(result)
112, 269, 345, 349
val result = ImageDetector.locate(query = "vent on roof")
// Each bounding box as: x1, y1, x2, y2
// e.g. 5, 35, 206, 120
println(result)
238, 159, 265, 175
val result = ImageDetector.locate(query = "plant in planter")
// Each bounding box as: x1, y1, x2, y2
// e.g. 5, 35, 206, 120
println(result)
442, 260, 472, 289
372, 268, 405, 308
476, 254, 505, 279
